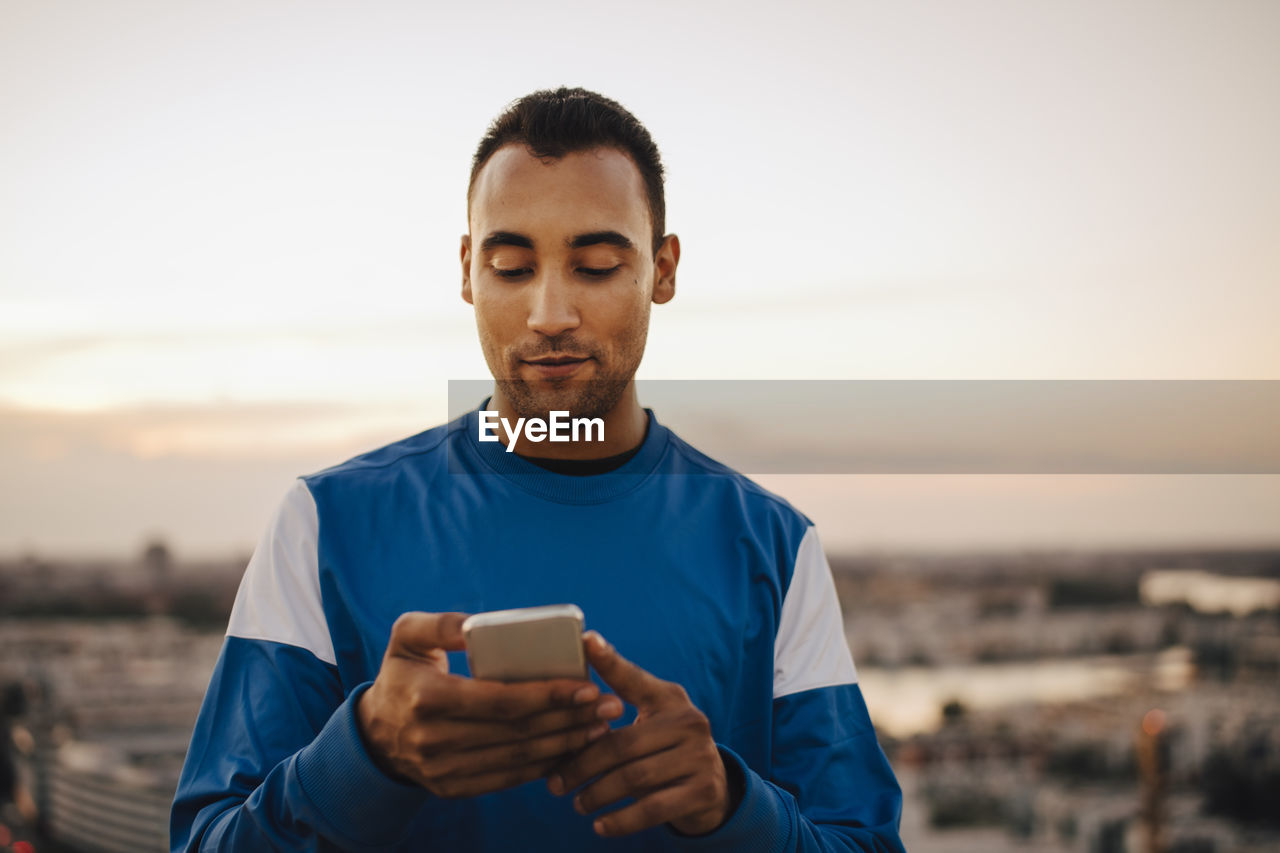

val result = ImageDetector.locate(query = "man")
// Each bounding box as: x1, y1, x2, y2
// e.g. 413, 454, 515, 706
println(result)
171, 87, 904, 851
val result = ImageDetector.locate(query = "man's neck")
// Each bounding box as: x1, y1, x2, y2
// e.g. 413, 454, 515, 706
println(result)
487, 382, 648, 461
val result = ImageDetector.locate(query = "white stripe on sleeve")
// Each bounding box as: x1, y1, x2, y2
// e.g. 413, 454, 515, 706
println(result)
226, 478, 337, 666
773, 525, 858, 699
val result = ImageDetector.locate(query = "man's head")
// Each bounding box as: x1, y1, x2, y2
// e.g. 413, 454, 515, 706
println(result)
468, 87, 667, 256
461, 87, 679, 424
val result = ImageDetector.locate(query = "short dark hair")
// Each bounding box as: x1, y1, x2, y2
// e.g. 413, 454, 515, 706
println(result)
469, 87, 666, 255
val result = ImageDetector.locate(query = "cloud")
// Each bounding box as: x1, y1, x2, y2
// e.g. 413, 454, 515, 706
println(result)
0, 398, 430, 460
0, 398, 436, 558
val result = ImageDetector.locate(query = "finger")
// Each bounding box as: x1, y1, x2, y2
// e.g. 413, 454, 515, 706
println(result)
571, 746, 687, 816
583, 631, 674, 709
428, 697, 624, 749
429, 718, 612, 780
548, 718, 684, 795
440, 674, 614, 721
388, 612, 469, 660
592, 783, 702, 837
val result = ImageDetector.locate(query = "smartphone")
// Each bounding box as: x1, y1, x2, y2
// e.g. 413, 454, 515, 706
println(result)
462, 604, 587, 682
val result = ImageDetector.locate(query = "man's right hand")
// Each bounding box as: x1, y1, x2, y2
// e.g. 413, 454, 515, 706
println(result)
356, 611, 622, 798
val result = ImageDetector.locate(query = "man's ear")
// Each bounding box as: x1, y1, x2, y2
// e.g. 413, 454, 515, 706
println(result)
460, 234, 473, 305
652, 233, 679, 305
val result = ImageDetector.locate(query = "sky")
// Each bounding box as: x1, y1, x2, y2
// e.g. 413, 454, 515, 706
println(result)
2, 0, 1278, 559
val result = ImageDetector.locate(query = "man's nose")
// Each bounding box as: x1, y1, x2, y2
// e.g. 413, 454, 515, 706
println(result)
526, 271, 580, 338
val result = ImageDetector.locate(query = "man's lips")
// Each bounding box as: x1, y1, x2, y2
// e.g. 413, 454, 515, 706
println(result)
524, 355, 591, 365
519, 354, 594, 377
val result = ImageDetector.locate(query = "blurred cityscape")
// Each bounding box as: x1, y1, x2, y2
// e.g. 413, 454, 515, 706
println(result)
0, 544, 1277, 852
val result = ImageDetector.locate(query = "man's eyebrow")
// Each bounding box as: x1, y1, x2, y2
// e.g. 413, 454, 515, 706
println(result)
479, 230, 636, 252
480, 231, 534, 252
568, 231, 634, 251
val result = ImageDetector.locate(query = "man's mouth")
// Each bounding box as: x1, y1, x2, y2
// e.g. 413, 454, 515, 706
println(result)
524, 355, 590, 365
519, 354, 594, 378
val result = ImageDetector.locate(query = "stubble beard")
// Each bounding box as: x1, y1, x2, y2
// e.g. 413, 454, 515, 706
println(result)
495, 375, 628, 424
487, 326, 648, 424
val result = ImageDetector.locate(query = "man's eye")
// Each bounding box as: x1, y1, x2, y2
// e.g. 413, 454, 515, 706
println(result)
493, 268, 532, 279
579, 265, 621, 278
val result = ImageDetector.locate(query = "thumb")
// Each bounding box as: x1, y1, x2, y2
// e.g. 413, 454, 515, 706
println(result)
584, 631, 674, 709
387, 611, 468, 661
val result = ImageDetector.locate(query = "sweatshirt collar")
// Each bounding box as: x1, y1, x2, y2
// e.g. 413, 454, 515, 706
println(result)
451, 397, 671, 504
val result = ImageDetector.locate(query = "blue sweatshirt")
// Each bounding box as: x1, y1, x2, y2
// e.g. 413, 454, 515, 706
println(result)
171, 404, 905, 851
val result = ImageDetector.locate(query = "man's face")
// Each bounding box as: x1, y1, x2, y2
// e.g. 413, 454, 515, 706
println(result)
462, 144, 677, 422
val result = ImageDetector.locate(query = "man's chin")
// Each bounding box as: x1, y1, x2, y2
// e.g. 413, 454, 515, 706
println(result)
496, 377, 627, 422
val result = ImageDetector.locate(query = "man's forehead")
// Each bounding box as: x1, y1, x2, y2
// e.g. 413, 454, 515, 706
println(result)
469, 144, 651, 240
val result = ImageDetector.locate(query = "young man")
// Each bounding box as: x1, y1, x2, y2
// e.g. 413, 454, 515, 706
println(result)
171, 87, 905, 851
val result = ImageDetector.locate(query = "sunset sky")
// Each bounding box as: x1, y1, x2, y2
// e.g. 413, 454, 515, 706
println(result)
3, 0, 1278, 559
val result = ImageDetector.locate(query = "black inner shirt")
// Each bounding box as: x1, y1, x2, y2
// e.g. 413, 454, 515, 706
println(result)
519, 418, 650, 476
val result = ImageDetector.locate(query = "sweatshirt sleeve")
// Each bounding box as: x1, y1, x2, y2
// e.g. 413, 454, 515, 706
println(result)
667, 524, 906, 852
170, 479, 432, 852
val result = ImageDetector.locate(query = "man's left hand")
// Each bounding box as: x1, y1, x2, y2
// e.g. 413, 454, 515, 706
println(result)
546, 631, 736, 837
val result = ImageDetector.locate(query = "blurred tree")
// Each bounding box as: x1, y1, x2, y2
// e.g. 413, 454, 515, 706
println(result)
940, 699, 967, 725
